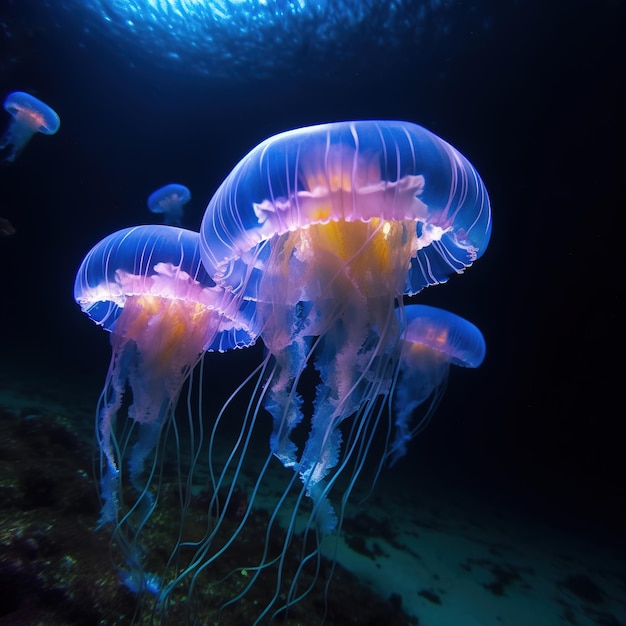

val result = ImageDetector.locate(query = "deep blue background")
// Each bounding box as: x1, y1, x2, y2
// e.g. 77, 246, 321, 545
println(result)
0, 0, 622, 537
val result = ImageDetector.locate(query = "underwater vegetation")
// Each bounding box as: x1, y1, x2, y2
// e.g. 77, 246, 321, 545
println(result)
75, 119, 491, 623
0, 372, 415, 625
0, 91, 59, 163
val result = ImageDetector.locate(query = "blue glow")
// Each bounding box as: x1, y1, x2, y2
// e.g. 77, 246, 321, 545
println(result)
63, 0, 486, 77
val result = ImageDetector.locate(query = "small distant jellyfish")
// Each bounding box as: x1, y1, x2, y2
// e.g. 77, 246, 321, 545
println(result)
387, 304, 486, 466
0, 217, 16, 237
147, 183, 191, 225
0, 91, 60, 163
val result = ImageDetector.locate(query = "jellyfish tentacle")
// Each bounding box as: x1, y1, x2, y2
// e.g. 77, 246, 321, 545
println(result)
265, 338, 308, 468
96, 338, 134, 526
386, 364, 447, 466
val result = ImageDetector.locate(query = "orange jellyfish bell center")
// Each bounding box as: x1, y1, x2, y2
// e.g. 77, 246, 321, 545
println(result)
250, 143, 443, 308
401, 326, 455, 372
409, 325, 450, 352
288, 217, 418, 298
11, 106, 48, 132
256, 217, 418, 354
120, 294, 220, 385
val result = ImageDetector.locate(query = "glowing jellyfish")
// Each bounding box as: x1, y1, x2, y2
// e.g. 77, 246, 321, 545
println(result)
147, 183, 191, 226
0, 91, 60, 163
168, 119, 492, 620
387, 304, 486, 466
74, 224, 256, 592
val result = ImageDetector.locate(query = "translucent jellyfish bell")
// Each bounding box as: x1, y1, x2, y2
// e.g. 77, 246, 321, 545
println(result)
74, 224, 256, 593
182, 120, 491, 621
387, 304, 486, 465
201, 120, 492, 297
0, 91, 60, 163
147, 183, 191, 225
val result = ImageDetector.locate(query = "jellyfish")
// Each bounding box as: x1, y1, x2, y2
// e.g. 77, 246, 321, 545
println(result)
387, 304, 486, 466
0, 91, 60, 163
0, 217, 16, 237
74, 224, 257, 593
147, 183, 191, 225
158, 119, 491, 620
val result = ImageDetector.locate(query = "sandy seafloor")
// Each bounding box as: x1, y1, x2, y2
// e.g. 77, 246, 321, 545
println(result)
1, 355, 624, 626
223, 436, 626, 626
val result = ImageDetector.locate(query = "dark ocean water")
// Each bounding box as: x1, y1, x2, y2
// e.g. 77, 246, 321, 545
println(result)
0, 1, 623, 624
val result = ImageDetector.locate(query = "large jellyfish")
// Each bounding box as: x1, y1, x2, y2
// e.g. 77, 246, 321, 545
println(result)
387, 304, 486, 466
74, 224, 257, 593
0, 91, 59, 163
147, 183, 191, 226
160, 119, 491, 620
